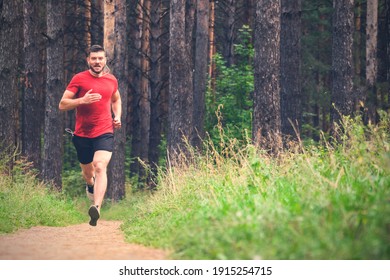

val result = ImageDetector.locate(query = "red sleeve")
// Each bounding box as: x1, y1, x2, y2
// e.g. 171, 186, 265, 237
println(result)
66, 74, 81, 94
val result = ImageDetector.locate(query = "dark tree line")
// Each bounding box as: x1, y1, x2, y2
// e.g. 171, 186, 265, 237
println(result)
1, 0, 389, 201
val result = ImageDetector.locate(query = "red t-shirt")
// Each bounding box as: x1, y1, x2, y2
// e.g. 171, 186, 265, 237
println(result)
66, 70, 118, 138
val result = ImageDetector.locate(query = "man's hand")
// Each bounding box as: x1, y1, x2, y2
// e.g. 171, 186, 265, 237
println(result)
81, 89, 102, 104
113, 116, 121, 129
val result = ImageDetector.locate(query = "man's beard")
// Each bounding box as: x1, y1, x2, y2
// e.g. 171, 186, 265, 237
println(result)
89, 64, 104, 75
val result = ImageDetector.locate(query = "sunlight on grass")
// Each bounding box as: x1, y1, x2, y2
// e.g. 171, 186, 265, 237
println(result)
0, 157, 84, 234
115, 113, 390, 259
1, 112, 389, 259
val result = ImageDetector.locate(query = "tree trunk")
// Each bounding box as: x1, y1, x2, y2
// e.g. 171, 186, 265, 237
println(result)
74, 0, 90, 73
243, 0, 255, 28
156, 0, 170, 163
139, 0, 151, 182
376, 0, 388, 114
366, 0, 378, 87
280, 0, 302, 144
365, 0, 378, 123
387, 0, 390, 109
63, 1, 77, 170
252, 0, 282, 154
354, 2, 363, 81
104, 0, 115, 63
186, 0, 196, 64
377, 0, 388, 85
148, 0, 164, 184
208, 0, 216, 94
22, 0, 42, 170
42, 0, 65, 190
90, 0, 104, 45
129, 0, 142, 179
223, 0, 236, 66
107, 0, 127, 201
330, 0, 354, 129
168, 0, 194, 164
0, 0, 22, 169
192, 0, 209, 149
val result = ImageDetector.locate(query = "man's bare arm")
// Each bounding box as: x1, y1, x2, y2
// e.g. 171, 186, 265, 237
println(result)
59, 89, 102, 111
111, 90, 122, 129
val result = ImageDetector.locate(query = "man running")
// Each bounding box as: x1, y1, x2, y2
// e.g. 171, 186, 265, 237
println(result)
59, 45, 122, 226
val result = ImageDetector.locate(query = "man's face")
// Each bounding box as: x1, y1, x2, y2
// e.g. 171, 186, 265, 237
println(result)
87, 51, 106, 75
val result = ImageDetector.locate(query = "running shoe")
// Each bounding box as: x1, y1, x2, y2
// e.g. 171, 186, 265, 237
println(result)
88, 205, 100, 226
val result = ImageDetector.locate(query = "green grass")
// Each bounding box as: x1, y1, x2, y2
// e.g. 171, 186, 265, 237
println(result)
0, 160, 84, 234
1, 113, 389, 260
105, 113, 390, 259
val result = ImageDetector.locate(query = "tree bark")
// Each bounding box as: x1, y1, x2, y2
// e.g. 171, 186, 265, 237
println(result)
280, 0, 302, 144
354, 2, 363, 81
168, 0, 194, 164
387, 0, 390, 109
0, 0, 22, 169
148, 0, 164, 184
243, 0, 255, 28
377, 0, 388, 85
192, 0, 209, 149
253, 0, 282, 154
186, 0, 196, 65
139, 0, 151, 182
222, 0, 236, 66
129, 0, 142, 179
42, 0, 65, 190
104, 0, 115, 63
366, 0, 378, 87
365, 0, 378, 123
90, 0, 104, 45
330, 0, 354, 129
107, 0, 127, 201
208, 0, 216, 94
22, 0, 42, 170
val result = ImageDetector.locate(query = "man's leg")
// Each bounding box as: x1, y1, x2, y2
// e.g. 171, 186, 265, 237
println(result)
91, 150, 112, 207
80, 163, 95, 185
73, 135, 95, 186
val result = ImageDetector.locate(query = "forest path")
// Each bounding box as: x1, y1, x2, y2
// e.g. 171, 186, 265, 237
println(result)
0, 220, 168, 260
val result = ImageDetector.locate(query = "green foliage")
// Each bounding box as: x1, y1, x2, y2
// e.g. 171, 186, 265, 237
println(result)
62, 169, 85, 197
206, 25, 254, 147
62, 134, 79, 171
114, 113, 390, 259
0, 159, 84, 234
301, 0, 333, 138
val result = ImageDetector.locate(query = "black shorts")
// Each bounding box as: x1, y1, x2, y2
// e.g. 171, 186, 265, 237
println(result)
72, 133, 114, 164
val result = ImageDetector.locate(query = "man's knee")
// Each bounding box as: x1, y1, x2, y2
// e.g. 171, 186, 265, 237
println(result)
93, 160, 107, 174
81, 163, 94, 175
92, 151, 112, 174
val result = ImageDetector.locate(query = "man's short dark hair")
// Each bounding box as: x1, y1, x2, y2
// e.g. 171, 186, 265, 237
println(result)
88, 45, 106, 56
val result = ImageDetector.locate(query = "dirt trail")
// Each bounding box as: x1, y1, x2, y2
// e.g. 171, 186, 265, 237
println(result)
0, 221, 168, 260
